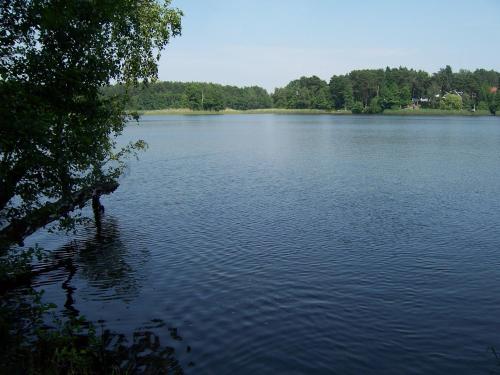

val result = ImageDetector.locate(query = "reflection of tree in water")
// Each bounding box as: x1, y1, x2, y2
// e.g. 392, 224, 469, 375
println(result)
78, 215, 141, 301
491, 347, 500, 374
53, 215, 142, 304
99, 319, 195, 374
41, 217, 195, 373
0, 292, 194, 375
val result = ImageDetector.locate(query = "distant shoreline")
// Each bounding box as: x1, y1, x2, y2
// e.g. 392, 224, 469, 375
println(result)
137, 108, 494, 117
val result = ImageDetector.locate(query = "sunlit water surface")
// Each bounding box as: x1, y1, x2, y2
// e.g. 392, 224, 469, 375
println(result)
29, 115, 500, 374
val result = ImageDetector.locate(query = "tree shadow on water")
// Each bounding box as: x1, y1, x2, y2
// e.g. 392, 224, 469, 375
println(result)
46, 214, 143, 308
0, 297, 194, 375
96, 320, 194, 374
55, 217, 195, 373
1, 214, 195, 374
489, 347, 500, 375
76, 215, 141, 301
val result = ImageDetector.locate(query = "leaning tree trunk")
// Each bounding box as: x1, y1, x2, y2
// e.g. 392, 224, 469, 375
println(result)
0, 180, 119, 248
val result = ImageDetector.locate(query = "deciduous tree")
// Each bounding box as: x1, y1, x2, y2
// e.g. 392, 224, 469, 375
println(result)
0, 0, 182, 246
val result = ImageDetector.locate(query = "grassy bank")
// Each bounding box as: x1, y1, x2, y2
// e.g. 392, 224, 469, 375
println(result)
383, 108, 491, 116
138, 108, 347, 115
138, 108, 494, 116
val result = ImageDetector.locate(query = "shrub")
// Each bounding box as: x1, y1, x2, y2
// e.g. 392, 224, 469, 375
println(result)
351, 101, 364, 114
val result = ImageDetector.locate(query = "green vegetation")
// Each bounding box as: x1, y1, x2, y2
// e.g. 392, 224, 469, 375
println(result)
1, 276, 185, 374
490, 90, 500, 115
105, 65, 500, 116
138, 107, 492, 117
272, 76, 332, 110
440, 93, 463, 110
1, 0, 182, 246
138, 108, 352, 115
103, 81, 272, 111
1, 0, 498, 370
1, 0, 185, 372
383, 108, 491, 116
274, 66, 499, 115
351, 102, 364, 114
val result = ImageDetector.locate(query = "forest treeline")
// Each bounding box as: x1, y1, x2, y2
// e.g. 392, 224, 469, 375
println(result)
104, 81, 273, 111
104, 66, 500, 114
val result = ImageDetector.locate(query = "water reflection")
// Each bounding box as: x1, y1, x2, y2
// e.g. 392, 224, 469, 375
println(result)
75, 215, 140, 302
491, 347, 500, 374
28, 214, 195, 373
61, 259, 78, 318
30, 115, 500, 374
98, 319, 194, 374
34, 214, 142, 312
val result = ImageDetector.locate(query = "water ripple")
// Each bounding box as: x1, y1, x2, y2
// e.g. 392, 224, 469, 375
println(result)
28, 115, 500, 374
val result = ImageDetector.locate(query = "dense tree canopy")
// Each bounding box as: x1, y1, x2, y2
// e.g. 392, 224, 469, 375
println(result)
114, 66, 499, 115
329, 75, 353, 110
326, 66, 500, 113
103, 81, 272, 111
440, 93, 463, 110
490, 90, 500, 115
0, 0, 182, 246
272, 76, 332, 110
271, 66, 499, 113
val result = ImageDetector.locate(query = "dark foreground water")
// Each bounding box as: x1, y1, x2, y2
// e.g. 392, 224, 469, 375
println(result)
30, 115, 500, 374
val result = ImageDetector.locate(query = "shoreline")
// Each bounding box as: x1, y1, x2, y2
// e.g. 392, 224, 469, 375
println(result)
137, 108, 494, 117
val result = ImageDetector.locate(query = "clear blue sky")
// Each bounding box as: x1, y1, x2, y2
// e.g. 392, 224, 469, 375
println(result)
159, 0, 500, 91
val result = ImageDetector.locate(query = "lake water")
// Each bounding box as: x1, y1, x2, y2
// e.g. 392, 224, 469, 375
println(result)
31, 115, 500, 374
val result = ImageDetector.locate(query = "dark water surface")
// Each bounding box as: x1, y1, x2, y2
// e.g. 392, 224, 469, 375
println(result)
31, 115, 500, 374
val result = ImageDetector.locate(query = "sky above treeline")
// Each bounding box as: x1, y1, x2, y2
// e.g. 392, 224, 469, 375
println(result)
159, 0, 500, 91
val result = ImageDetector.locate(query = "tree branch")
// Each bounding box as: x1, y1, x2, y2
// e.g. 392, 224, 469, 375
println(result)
0, 161, 27, 211
0, 180, 119, 247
